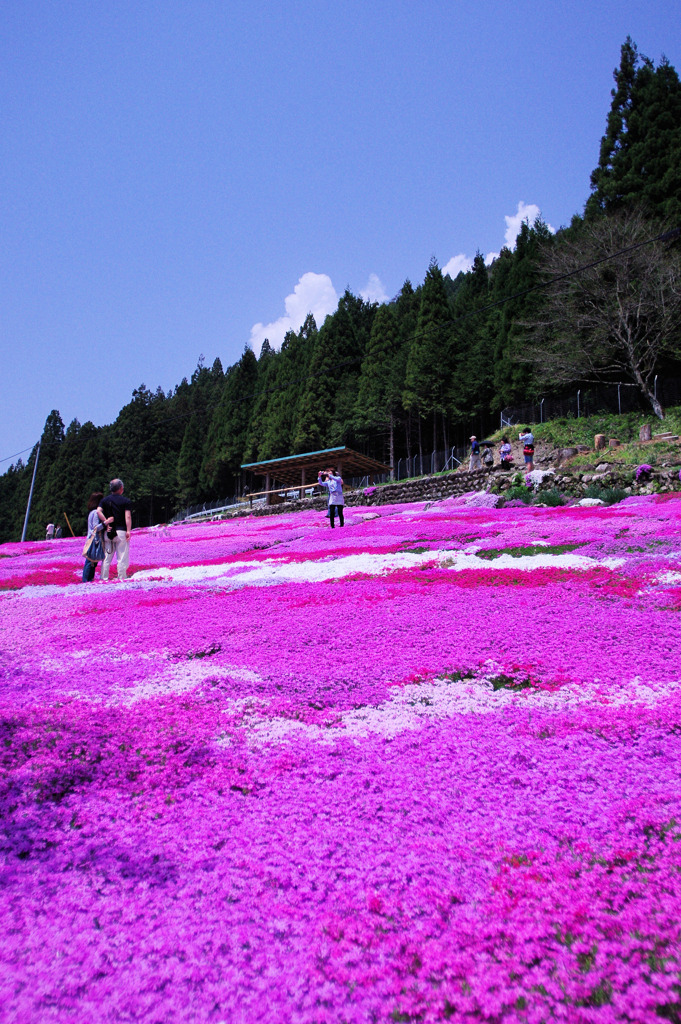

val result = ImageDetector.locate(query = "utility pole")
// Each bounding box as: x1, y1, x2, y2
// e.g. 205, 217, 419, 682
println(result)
21, 440, 41, 542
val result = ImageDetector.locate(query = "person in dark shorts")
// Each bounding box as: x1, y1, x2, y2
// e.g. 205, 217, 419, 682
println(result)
519, 428, 535, 472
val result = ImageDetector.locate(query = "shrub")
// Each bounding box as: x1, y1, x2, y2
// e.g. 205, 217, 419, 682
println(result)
584, 483, 627, 505
504, 487, 532, 504
534, 489, 567, 507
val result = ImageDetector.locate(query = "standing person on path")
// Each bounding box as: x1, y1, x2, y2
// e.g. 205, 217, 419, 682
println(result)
82, 491, 109, 583
469, 436, 481, 471
519, 427, 535, 473
318, 467, 345, 528
45, 523, 54, 541
98, 479, 133, 581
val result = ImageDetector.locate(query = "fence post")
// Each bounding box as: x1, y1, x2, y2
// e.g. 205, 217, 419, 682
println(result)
577, 390, 581, 418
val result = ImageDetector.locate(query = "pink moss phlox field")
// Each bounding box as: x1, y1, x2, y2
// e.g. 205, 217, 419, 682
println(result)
2, 495, 681, 1022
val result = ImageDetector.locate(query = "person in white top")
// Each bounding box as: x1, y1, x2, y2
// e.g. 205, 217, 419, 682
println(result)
318, 468, 345, 528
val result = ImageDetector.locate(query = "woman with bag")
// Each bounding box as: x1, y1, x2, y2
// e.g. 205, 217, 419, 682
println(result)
82, 491, 111, 583
519, 428, 535, 473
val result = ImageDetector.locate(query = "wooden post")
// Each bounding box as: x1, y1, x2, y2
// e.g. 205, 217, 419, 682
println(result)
63, 512, 76, 538
265, 473, 271, 506
299, 468, 306, 500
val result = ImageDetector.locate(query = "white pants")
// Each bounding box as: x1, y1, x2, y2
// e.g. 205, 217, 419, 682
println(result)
102, 530, 130, 581
469, 453, 482, 471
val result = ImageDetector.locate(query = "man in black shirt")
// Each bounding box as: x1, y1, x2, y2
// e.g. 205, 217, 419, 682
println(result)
97, 479, 133, 581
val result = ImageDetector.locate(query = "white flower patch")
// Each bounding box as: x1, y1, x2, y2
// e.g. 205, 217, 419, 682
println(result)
0, 540, 631, 600
107, 660, 265, 705
438, 550, 625, 572
130, 551, 435, 589
651, 570, 681, 586
219, 670, 681, 749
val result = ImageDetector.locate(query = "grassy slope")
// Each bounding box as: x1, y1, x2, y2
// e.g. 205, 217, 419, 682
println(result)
487, 405, 681, 468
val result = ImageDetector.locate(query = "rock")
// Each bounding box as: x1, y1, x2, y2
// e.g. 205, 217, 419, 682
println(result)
639, 423, 652, 442
608, 438, 620, 448
361, 512, 381, 521
594, 434, 606, 449
596, 463, 609, 472
578, 498, 605, 506
525, 468, 555, 487
560, 447, 579, 460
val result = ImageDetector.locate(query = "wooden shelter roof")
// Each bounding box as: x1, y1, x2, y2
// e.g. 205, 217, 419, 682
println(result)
241, 447, 391, 487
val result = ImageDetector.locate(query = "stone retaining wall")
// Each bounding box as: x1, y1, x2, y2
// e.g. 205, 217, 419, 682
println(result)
213, 464, 680, 520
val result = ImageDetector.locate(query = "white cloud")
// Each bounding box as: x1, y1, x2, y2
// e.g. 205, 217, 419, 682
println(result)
443, 254, 473, 279
360, 273, 389, 304
443, 202, 556, 278
249, 272, 339, 355
504, 201, 555, 249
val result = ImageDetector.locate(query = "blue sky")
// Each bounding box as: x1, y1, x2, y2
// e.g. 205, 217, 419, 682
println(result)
1, 0, 678, 465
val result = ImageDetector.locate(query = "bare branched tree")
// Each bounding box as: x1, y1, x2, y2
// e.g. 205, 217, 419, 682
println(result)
523, 208, 681, 419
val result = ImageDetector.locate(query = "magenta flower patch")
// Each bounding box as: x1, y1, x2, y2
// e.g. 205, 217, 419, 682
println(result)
2, 494, 681, 1021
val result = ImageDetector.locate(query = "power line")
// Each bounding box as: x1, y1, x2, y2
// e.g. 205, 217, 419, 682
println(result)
0, 445, 36, 466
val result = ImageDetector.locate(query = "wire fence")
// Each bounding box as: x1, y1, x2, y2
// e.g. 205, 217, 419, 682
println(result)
499, 376, 679, 428
500, 377, 681, 429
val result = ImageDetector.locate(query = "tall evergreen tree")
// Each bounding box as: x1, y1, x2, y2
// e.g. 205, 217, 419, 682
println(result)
586, 38, 681, 220
242, 339, 279, 464
403, 260, 451, 455
355, 303, 401, 468
490, 219, 554, 409
177, 412, 205, 507
448, 253, 490, 422
259, 315, 316, 459
201, 346, 258, 495
294, 294, 367, 452
394, 280, 420, 460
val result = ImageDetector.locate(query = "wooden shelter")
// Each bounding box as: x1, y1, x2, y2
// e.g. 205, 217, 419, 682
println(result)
241, 447, 392, 505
